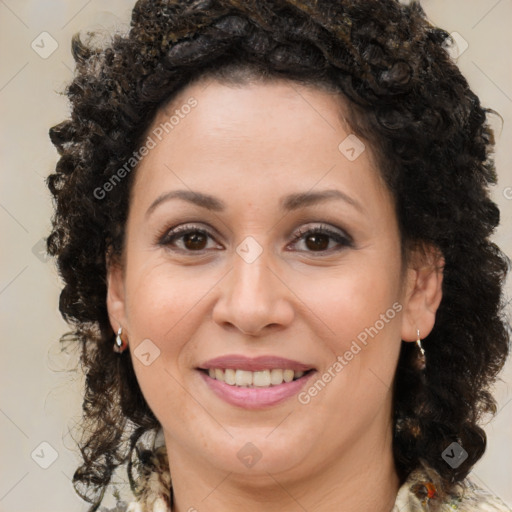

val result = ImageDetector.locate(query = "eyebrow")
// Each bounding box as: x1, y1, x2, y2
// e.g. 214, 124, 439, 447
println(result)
145, 188, 364, 218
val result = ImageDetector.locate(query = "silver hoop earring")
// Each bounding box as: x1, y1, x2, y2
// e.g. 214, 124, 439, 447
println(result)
415, 329, 426, 371
113, 327, 128, 354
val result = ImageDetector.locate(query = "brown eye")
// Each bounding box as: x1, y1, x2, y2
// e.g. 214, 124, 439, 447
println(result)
182, 231, 208, 250
290, 225, 353, 253
304, 232, 330, 251
158, 223, 353, 255
159, 225, 218, 252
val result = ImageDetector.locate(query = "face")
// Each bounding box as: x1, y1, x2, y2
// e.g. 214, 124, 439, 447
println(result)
108, 78, 441, 486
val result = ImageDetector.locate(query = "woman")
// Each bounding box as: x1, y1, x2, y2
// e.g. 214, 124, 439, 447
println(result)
47, 0, 511, 511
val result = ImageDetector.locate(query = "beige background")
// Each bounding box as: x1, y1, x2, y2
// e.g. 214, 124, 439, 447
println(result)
1, 1, 511, 511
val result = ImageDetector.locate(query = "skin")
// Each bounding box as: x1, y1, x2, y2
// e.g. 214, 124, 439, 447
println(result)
107, 79, 444, 512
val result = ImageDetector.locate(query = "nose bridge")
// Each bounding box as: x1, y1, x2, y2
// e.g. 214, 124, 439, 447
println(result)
213, 235, 294, 334
231, 238, 276, 307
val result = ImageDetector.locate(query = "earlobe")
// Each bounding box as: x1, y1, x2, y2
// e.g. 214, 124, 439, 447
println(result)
106, 259, 128, 335
400, 246, 445, 342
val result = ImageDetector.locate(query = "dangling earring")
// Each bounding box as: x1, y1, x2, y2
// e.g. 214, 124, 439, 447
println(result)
415, 329, 426, 371
113, 327, 128, 354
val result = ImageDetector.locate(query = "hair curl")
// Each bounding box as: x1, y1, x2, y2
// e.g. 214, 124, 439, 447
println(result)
47, 0, 510, 509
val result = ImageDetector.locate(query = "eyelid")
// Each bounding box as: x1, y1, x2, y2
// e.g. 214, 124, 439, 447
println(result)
157, 222, 353, 253
289, 223, 353, 245
157, 223, 221, 248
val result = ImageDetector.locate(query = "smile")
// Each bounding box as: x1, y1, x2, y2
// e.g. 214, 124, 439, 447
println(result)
197, 355, 316, 409
204, 368, 307, 387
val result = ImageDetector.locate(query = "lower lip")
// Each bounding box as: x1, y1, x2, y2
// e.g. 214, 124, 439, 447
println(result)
198, 370, 316, 409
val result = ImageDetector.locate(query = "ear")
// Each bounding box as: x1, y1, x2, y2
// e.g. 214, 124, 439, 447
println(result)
400, 243, 445, 342
106, 253, 128, 338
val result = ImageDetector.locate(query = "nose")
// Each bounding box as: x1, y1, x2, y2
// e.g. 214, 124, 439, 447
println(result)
212, 247, 294, 336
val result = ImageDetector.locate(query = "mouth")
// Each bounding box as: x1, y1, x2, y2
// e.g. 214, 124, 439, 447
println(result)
198, 367, 314, 388
196, 355, 316, 408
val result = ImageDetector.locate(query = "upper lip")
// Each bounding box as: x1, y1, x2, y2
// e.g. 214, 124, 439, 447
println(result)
198, 355, 315, 372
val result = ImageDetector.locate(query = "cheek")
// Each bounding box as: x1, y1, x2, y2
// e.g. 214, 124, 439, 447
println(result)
122, 254, 223, 403
123, 259, 210, 425
124, 253, 213, 340
294, 255, 404, 413
295, 260, 402, 348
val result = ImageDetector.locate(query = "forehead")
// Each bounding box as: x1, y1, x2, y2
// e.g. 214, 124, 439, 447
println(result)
156, 78, 348, 143
130, 79, 390, 213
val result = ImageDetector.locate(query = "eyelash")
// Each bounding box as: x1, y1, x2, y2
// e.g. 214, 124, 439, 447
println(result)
157, 223, 353, 255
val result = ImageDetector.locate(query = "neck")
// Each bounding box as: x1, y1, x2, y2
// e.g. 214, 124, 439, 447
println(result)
165, 417, 400, 512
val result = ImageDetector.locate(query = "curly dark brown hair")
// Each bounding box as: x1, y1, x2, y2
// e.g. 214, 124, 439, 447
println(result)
47, 0, 510, 509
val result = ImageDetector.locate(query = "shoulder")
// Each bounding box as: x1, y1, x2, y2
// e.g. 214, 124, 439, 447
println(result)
394, 465, 512, 512
98, 502, 130, 512
449, 479, 512, 512
99, 498, 167, 512
98, 435, 171, 512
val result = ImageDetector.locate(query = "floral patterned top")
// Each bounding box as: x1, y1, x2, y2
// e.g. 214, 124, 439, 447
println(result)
99, 443, 511, 512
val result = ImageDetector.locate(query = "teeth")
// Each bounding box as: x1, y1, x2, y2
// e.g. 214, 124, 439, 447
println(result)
235, 369, 253, 387
205, 368, 307, 387
224, 368, 236, 385
253, 370, 270, 387
283, 369, 294, 383
270, 369, 283, 385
